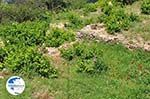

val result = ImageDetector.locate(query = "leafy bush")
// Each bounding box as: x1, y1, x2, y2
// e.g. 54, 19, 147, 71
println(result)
60, 46, 75, 61
141, 0, 150, 15
0, 21, 48, 46
83, 3, 97, 13
77, 57, 107, 74
55, 10, 98, 29
66, 12, 84, 29
99, 2, 138, 33
129, 12, 139, 22
0, 20, 58, 78
2, 46, 57, 78
45, 28, 75, 47
60, 42, 86, 60
61, 42, 102, 60
60, 42, 107, 74
0, 1, 51, 23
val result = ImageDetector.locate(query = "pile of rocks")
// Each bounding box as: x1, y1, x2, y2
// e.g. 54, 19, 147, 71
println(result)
77, 23, 150, 51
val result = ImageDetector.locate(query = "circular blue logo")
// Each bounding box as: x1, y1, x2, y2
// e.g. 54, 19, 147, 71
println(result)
6, 76, 25, 95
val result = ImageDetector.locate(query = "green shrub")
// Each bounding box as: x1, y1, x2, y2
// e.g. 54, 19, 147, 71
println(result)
55, 11, 93, 29
60, 42, 107, 74
77, 57, 107, 74
61, 42, 102, 60
141, 0, 150, 15
83, 3, 97, 13
99, 2, 138, 33
77, 59, 95, 74
129, 12, 139, 22
0, 21, 48, 46
60, 46, 75, 61
66, 12, 84, 29
0, 1, 51, 23
45, 28, 75, 47
0, 20, 58, 78
2, 46, 57, 78
75, 43, 107, 74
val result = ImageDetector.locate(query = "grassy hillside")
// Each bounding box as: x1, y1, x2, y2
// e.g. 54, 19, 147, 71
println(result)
0, 0, 150, 99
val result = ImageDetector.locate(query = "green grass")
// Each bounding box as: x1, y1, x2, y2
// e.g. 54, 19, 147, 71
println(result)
124, 15, 150, 41
0, 41, 149, 99
124, 1, 150, 41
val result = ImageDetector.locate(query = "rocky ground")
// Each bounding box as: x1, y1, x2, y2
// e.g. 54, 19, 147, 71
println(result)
46, 23, 150, 59
77, 23, 150, 52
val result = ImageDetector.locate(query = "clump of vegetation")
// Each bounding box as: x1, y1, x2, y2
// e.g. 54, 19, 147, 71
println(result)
99, 1, 138, 33
60, 42, 108, 74
0, 20, 59, 78
56, 11, 98, 30
45, 28, 75, 47
141, 0, 150, 15
0, 21, 48, 46
64, 11, 84, 29
1, 46, 57, 78
0, 1, 51, 23
83, 3, 97, 13
77, 56, 107, 74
